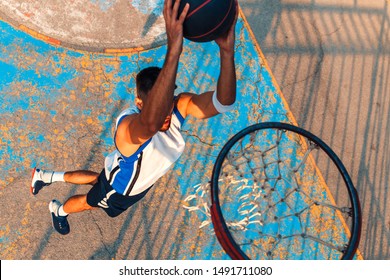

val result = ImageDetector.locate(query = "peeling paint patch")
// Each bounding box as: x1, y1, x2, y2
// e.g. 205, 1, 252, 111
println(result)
131, 0, 164, 15
90, 0, 119, 11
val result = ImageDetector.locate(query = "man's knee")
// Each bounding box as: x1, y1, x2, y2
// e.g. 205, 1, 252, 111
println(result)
82, 195, 95, 210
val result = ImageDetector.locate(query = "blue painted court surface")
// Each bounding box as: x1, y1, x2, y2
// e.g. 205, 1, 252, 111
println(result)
0, 9, 356, 259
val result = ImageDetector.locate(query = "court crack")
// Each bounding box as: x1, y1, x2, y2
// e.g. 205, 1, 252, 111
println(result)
284, 20, 325, 88
89, 212, 114, 259
182, 130, 215, 147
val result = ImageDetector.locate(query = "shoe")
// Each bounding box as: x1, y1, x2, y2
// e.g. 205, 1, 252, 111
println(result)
31, 167, 51, 195
49, 200, 70, 235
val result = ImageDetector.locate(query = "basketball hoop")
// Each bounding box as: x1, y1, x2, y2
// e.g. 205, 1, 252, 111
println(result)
184, 122, 362, 260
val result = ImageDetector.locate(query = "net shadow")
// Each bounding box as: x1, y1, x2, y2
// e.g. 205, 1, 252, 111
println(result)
241, 0, 390, 259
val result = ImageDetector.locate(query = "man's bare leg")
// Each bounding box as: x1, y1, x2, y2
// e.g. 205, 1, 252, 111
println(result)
64, 170, 99, 185
51, 171, 99, 215
62, 194, 96, 214
31, 168, 99, 195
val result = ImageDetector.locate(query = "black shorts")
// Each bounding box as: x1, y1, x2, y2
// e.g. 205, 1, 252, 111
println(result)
86, 170, 152, 218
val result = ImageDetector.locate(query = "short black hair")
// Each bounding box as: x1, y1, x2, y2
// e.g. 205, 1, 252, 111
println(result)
135, 66, 177, 100
136, 67, 162, 99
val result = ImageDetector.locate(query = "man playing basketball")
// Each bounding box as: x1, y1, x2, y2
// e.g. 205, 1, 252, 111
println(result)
31, 0, 238, 235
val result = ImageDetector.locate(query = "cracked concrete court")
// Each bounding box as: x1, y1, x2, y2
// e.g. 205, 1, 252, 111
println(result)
0, 5, 294, 259
0, 0, 389, 260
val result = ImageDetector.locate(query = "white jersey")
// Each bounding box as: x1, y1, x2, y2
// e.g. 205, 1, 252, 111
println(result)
104, 106, 186, 196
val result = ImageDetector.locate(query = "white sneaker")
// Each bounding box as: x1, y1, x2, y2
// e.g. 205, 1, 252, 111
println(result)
30, 167, 51, 195
49, 200, 70, 235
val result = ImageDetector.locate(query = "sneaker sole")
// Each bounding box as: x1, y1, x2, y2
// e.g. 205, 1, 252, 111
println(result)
30, 167, 37, 195
49, 201, 57, 233
49, 200, 60, 214
48, 200, 55, 213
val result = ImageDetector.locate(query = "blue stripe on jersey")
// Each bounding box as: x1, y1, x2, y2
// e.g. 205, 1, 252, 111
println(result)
173, 106, 185, 125
111, 156, 135, 194
110, 138, 151, 193
110, 104, 186, 195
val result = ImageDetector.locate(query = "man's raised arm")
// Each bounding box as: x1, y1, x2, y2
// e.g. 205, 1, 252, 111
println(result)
117, 0, 190, 149
177, 2, 238, 119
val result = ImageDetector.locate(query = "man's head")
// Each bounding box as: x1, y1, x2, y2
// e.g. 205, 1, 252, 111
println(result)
135, 66, 175, 132
135, 66, 162, 102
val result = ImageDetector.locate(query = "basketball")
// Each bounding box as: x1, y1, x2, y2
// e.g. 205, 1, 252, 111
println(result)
178, 0, 237, 42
